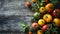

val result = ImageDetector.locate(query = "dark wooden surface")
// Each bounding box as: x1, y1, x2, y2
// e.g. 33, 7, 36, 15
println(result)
0, 0, 33, 33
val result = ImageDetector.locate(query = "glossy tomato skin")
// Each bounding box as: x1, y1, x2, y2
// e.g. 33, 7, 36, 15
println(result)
42, 24, 49, 31
37, 30, 43, 34
39, 7, 46, 14
38, 19, 45, 26
45, 3, 54, 12
33, 12, 41, 19
52, 9, 60, 18
26, 2, 31, 7
31, 23, 39, 30
43, 14, 52, 23
52, 10, 57, 17
53, 18, 60, 27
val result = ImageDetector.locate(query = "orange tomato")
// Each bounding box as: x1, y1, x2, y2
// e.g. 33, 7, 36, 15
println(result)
45, 3, 54, 12
43, 14, 52, 23
32, 0, 36, 2
29, 31, 32, 34
39, 7, 46, 13
26, 1, 31, 7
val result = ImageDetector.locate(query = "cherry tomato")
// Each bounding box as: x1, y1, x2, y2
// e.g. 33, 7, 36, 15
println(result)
53, 18, 60, 27
26, 1, 31, 7
33, 12, 41, 19
38, 19, 45, 26
52, 9, 60, 18
43, 14, 52, 23
42, 24, 49, 31
45, 3, 54, 12
37, 30, 43, 34
31, 23, 39, 30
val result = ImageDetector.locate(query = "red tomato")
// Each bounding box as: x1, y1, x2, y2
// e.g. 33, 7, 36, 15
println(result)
42, 24, 49, 31
31, 23, 39, 30
52, 9, 60, 18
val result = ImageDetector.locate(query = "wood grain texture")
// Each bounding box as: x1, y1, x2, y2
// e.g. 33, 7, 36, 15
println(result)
0, 0, 33, 33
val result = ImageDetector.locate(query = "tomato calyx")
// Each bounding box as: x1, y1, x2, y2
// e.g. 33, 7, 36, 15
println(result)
46, 16, 48, 18
53, 21, 56, 27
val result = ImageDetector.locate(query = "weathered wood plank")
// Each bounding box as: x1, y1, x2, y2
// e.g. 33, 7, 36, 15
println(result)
0, 0, 33, 32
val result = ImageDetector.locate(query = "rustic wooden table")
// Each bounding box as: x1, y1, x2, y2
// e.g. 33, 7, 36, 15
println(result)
0, 0, 33, 34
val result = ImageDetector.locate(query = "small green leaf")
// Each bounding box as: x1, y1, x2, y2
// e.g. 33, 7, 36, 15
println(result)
54, 31, 58, 34
20, 21, 27, 27
50, 0, 58, 5
51, 28, 58, 34
48, 24, 52, 30
20, 21, 28, 32
52, 28, 58, 31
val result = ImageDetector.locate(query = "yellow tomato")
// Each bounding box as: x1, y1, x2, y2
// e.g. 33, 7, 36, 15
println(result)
37, 30, 43, 34
43, 14, 52, 23
53, 18, 60, 27
38, 19, 45, 26
39, 7, 46, 13
32, 0, 36, 2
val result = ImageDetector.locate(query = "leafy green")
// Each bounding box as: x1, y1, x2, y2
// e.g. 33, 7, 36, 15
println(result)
32, 1, 40, 11
50, 0, 58, 5
41, 0, 45, 3
20, 21, 28, 32
51, 28, 58, 34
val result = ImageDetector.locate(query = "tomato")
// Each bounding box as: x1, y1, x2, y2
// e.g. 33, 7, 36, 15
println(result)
31, 23, 39, 30
45, 3, 54, 12
26, 1, 31, 7
45, 0, 48, 3
37, 30, 43, 34
53, 18, 60, 27
39, 7, 46, 14
52, 9, 60, 18
33, 12, 41, 19
28, 31, 32, 34
32, 0, 36, 3
42, 24, 49, 31
43, 14, 52, 23
38, 19, 45, 26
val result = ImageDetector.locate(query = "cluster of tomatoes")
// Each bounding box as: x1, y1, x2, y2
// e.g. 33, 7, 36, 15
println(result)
26, 0, 60, 34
